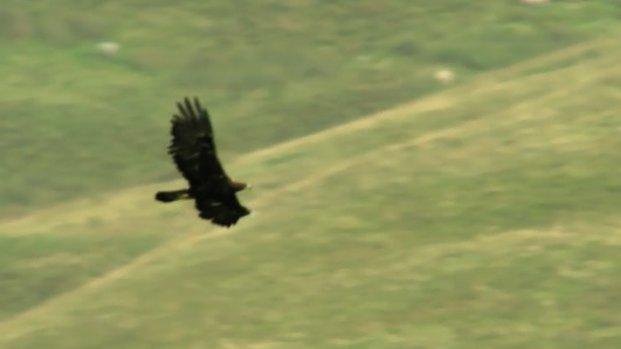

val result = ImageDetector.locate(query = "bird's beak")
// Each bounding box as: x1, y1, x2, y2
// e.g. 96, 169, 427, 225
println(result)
246, 184, 253, 190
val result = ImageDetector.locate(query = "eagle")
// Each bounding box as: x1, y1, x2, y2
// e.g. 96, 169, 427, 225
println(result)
155, 97, 250, 227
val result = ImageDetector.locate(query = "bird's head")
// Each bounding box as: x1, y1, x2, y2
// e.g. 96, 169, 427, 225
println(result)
230, 180, 249, 192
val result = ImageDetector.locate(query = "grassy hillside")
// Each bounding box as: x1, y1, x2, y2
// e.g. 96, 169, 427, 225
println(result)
2, 1, 621, 216
0, 35, 620, 348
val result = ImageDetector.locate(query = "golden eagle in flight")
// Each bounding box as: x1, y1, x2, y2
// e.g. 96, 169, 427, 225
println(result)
155, 97, 250, 227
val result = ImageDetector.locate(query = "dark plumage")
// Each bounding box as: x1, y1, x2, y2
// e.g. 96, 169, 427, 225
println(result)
155, 97, 250, 227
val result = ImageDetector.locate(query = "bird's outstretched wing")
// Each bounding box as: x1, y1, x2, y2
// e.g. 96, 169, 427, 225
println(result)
194, 193, 250, 227
167, 97, 250, 227
168, 97, 227, 187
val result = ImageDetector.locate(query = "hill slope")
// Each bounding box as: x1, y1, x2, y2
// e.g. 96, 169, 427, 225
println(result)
2, 1, 621, 217
1, 36, 620, 348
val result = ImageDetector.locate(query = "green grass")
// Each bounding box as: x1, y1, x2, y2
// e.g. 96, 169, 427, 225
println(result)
2, 1, 621, 216
0, 232, 168, 322
0, 33, 620, 348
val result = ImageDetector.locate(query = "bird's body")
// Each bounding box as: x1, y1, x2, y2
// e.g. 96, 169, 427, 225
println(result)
155, 97, 250, 227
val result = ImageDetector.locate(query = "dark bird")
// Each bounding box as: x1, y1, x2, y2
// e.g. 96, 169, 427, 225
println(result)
155, 97, 250, 227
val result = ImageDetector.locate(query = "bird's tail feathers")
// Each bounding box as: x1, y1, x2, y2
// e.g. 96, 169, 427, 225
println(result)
155, 189, 191, 203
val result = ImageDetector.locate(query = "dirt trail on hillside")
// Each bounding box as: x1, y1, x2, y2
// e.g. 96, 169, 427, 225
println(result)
0, 36, 615, 235
0, 63, 611, 336
1, 36, 620, 341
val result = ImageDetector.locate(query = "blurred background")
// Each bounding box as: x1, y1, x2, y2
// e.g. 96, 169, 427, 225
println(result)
1, 1, 620, 348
